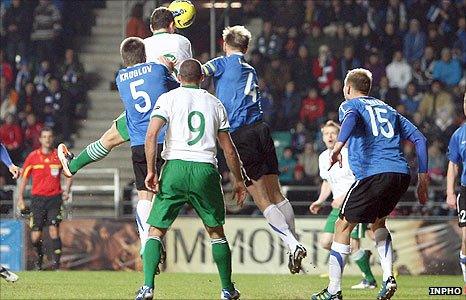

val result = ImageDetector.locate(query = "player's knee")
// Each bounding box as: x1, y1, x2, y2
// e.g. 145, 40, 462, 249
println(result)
320, 240, 332, 250
148, 226, 166, 238
335, 217, 353, 233
101, 126, 123, 149
205, 225, 225, 239
371, 218, 386, 232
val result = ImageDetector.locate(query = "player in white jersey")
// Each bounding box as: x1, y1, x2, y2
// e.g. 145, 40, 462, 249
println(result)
310, 121, 376, 290
136, 59, 246, 300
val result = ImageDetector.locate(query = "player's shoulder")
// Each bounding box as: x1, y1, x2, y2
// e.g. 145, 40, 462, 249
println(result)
452, 123, 466, 139
173, 33, 191, 45
318, 149, 330, 162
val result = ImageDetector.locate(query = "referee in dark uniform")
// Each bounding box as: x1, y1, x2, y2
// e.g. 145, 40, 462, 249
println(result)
18, 128, 72, 270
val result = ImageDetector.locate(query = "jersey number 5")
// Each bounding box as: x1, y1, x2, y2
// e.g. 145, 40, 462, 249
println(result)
365, 106, 394, 138
187, 111, 205, 146
130, 79, 151, 113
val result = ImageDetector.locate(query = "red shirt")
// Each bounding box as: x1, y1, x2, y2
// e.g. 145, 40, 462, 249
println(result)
0, 123, 23, 149
23, 149, 63, 197
299, 96, 325, 123
24, 122, 43, 150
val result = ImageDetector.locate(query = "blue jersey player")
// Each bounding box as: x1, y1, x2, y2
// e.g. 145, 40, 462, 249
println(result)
446, 93, 466, 292
312, 69, 429, 300
202, 26, 306, 274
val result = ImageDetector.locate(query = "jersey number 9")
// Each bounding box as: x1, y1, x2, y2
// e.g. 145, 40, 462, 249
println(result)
130, 79, 151, 113
187, 111, 205, 146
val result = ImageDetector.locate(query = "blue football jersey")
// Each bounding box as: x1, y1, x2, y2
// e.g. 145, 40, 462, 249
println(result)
116, 62, 179, 146
338, 96, 418, 180
203, 53, 262, 132
447, 124, 466, 185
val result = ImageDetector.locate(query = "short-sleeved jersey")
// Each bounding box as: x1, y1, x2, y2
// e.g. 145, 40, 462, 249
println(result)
150, 86, 230, 165
22, 149, 63, 197
144, 32, 192, 72
116, 62, 179, 146
447, 124, 466, 185
319, 148, 356, 199
338, 96, 418, 180
202, 53, 262, 132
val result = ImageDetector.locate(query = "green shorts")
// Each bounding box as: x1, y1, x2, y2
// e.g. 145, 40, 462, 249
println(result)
147, 159, 225, 229
323, 208, 366, 239
114, 112, 130, 142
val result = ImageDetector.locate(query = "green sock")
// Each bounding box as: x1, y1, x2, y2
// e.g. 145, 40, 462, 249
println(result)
69, 140, 110, 173
143, 237, 163, 288
211, 238, 234, 291
353, 249, 376, 282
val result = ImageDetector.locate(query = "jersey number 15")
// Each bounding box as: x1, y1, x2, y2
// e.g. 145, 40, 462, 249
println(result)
365, 105, 394, 138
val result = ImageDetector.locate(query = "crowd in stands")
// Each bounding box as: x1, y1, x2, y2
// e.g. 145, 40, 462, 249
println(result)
0, 0, 99, 185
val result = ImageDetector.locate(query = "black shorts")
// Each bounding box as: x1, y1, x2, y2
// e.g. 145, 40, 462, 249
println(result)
30, 195, 62, 231
340, 172, 411, 223
230, 122, 279, 183
131, 144, 164, 191
457, 186, 466, 227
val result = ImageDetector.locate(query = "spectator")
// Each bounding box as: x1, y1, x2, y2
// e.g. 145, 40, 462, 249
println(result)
299, 87, 325, 127
303, 0, 325, 26
279, 81, 301, 129
324, 79, 343, 113
33, 60, 53, 93
426, 24, 447, 57
432, 47, 462, 87
23, 113, 43, 151
454, 17, 466, 64
0, 50, 14, 86
291, 45, 314, 93
427, 140, 446, 185
2, 0, 30, 62
283, 27, 299, 60
420, 46, 436, 82
297, 142, 319, 179
256, 21, 282, 59
386, 51, 412, 90
400, 82, 423, 116
336, 46, 362, 80
418, 80, 453, 121
328, 24, 353, 59
373, 76, 400, 108
291, 122, 311, 153
403, 19, 426, 63
30, 0, 61, 63
17, 82, 38, 116
0, 77, 19, 119
386, 0, 408, 32
312, 45, 336, 94
263, 58, 291, 94
125, 3, 150, 39
15, 61, 31, 92
354, 23, 378, 61
364, 52, 385, 86
58, 48, 86, 118
279, 147, 297, 184
427, 0, 459, 35
379, 22, 402, 64
411, 60, 430, 91
305, 24, 329, 58
290, 165, 312, 185
0, 114, 23, 163
249, 50, 265, 77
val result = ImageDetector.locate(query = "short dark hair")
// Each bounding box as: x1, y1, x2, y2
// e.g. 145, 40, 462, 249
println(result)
222, 26, 251, 52
179, 59, 202, 83
40, 127, 54, 136
120, 37, 146, 66
150, 7, 174, 31
344, 68, 372, 95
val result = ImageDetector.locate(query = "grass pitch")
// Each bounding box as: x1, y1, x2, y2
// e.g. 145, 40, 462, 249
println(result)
0, 272, 463, 299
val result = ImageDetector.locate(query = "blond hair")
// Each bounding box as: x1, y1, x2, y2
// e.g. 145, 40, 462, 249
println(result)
222, 25, 251, 52
344, 68, 373, 95
321, 120, 341, 133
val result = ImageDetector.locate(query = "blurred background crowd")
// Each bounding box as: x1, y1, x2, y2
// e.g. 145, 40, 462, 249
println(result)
1, 0, 466, 217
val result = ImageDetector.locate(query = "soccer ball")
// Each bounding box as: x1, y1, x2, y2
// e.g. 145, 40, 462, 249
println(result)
168, 0, 196, 29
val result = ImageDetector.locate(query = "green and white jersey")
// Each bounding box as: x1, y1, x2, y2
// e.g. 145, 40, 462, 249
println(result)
144, 32, 192, 72
151, 86, 230, 165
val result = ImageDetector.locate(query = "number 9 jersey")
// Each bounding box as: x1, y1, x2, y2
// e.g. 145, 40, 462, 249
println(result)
116, 62, 179, 146
202, 53, 262, 132
338, 96, 419, 180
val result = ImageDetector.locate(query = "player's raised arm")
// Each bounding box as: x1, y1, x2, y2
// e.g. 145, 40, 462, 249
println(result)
0, 143, 20, 179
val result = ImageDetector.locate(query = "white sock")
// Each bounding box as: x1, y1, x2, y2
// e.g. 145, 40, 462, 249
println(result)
460, 251, 466, 283
136, 199, 152, 254
374, 228, 393, 282
263, 204, 300, 251
276, 199, 296, 234
328, 241, 350, 294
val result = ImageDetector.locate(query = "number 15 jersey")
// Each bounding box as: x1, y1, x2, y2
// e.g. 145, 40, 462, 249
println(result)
338, 96, 419, 180
151, 86, 230, 166
116, 62, 179, 146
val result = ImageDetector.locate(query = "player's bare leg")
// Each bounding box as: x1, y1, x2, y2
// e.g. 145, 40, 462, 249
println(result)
31, 231, 44, 270
372, 217, 397, 300
48, 225, 62, 269
320, 232, 333, 251
136, 190, 155, 256
58, 123, 125, 177
247, 176, 306, 274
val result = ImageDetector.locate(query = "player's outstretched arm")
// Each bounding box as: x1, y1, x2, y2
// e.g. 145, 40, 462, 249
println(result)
144, 116, 166, 193
0, 143, 20, 179
310, 180, 331, 214
446, 161, 459, 209
63, 177, 73, 201
217, 131, 247, 206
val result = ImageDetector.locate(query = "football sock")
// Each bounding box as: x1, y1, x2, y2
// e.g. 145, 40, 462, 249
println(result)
51, 237, 62, 268
374, 228, 393, 282
143, 237, 163, 288
328, 241, 350, 294
263, 204, 300, 251
276, 199, 296, 234
136, 199, 152, 255
352, 249, 375, 282
32, 240, 44, 268
460, 251, 466, 283
211, 237, 234, 291
69, 140, 110, 174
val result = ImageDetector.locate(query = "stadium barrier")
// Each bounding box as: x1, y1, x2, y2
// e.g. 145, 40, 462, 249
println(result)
17, 217, 461, 275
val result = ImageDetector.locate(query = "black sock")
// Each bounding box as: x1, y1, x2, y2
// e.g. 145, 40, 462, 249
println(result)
32, 240, 44, 268
51, 238, 62, 267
